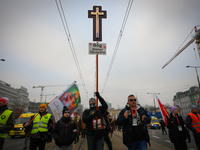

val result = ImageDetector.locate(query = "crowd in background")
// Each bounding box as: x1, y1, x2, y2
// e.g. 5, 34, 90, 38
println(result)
0, 95, 200, 150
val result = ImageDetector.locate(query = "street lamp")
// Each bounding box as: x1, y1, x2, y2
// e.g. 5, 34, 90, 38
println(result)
0, 59, 5, 61
147, 93, 160, 117
44, 94, 55, 103
186, 66, 200, 88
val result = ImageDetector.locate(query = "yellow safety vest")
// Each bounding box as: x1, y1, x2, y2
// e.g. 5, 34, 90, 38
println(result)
0, 109, 13, 138
31, 113, 51, 134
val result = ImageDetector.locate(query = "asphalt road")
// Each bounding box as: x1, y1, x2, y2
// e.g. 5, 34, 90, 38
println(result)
148, 128, 197, 150
4, 135, 26, 150
3, 129, 198, 150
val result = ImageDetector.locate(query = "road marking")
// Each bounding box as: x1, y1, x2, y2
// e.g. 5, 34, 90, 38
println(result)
153, 135, 160, 138
165, 140, 172, 143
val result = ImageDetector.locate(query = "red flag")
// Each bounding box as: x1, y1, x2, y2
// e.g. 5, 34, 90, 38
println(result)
154, 93, 169, 126
197, 100, 200, 105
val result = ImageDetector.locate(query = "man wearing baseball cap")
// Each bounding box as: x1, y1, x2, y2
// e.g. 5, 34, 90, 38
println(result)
186, 104, 200, 150
24, 103, 53, 150
0, 97, 14, 150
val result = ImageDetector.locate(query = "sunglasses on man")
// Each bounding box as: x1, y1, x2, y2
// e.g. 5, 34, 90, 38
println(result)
129, 99, 137, 102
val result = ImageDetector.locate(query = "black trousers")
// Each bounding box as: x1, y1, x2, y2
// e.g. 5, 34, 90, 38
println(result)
0, 138, 4, 150
82, 131, 86, 137
104, 134, 112, 150
161, 127, 167, 134
173, 137, 187, 150
75, 132, 79, 143
194, 133, 200, 150
29, 138, 46, 150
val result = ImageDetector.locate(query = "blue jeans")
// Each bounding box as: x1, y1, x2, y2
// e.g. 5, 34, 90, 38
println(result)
87, 134, 104, 150
128, 140, 147, 150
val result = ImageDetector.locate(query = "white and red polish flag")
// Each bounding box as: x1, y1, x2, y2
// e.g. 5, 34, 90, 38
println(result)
154, 93, 169, 126
197, 100, 200, 105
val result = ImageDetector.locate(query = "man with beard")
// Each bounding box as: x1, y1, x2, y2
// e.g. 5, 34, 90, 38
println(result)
24, 104, 53, 150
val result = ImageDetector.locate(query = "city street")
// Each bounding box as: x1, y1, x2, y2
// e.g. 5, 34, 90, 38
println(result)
3, 129, 198, 150
4, 136, 26, 150
3, 136, 54, 150
148, 128, 197, 150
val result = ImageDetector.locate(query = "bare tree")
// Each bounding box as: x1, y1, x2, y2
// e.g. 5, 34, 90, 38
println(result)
11, 102, 28, 119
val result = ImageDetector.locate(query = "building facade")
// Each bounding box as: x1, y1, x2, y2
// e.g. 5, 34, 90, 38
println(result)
0, 80, 29, 112
173, 86, 200, 120
107, 108, 121, 120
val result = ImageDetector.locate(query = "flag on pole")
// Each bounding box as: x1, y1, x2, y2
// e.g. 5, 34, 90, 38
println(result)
48, 97, 63, 123
48, 81, 81, 122
154, 93, 169, 126
58, 81, 81, 113
197, 100, 200, 105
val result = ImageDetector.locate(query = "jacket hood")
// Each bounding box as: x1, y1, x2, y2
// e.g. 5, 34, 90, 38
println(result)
125, 103, 141, 110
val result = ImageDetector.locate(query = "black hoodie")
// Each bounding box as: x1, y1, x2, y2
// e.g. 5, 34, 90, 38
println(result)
53, 116, 77, 147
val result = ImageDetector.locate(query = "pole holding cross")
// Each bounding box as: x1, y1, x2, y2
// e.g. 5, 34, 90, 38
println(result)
88, 5, 107, 118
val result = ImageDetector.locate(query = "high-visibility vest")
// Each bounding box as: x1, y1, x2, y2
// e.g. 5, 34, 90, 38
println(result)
31, 113, 51, 134
0, 109, 13, 138
188, 112, 200, 133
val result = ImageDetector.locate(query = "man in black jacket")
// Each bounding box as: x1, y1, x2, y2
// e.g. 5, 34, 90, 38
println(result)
53, 106, 77, 150
117, 94, 151, 150
160, 119, 167, 134
104, 111, 112, 150
82, 92, 108, 150
0, 97, 14, 150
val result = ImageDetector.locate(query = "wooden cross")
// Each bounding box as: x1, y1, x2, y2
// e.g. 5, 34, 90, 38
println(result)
88, 6, 107, 41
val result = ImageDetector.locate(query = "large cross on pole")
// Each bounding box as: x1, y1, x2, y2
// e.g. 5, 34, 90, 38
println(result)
88, 6, 107, 41
88, 6, 107, 115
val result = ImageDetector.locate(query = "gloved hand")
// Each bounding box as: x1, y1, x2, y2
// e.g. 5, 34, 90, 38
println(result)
188, 137, 191, 143
93, 110, 100, 117
95, 92, 100, 98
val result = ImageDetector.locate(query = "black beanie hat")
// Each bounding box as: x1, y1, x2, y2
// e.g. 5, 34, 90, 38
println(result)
63, 106, 70, 115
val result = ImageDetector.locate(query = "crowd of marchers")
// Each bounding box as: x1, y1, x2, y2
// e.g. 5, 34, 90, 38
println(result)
0, 92, 200, 150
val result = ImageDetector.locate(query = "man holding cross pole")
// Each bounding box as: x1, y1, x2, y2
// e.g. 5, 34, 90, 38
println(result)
82, 92, 108, 150
84, 6, 108, 150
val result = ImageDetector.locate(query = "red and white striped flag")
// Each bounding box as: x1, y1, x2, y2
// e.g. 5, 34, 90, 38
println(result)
154, 93, 169, 126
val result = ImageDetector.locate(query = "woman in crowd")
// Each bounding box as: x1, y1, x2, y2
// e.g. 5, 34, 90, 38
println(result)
167, 106, 191, 150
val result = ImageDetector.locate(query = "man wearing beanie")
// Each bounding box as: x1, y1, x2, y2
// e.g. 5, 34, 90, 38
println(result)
186, 104, 200, 150
0, 97, 14, 150
24, 103, 53, 150
53, 106, 77, 150
167, 106, 190, 150
82, 92, 108, 150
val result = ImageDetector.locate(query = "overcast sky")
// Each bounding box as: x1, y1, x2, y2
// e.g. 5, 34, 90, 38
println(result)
1, 0, 200, 110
